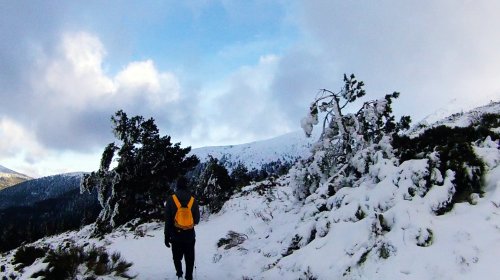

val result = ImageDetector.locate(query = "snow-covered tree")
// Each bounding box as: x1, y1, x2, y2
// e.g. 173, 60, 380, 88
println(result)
194, 156, 233, 213
295, 74, 410, 199
81, 110, 199, 234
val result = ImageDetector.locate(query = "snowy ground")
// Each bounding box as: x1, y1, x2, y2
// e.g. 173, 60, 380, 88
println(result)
2, 164, 500, 279
111, 164, 500, 280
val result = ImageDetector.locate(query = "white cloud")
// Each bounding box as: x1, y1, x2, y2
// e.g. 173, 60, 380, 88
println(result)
115, 60, 180, 106
0, 118, 45, 158
0, 31, 186, 176
0, 116, 103, 178
42, 32, 116, 107
188, 53, 295, 147
0, 117, 48, 175
296, 0, 500, 121
40, 32, 180, 110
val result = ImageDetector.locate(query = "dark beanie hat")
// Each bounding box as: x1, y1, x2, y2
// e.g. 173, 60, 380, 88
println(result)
176, 176, 188, 190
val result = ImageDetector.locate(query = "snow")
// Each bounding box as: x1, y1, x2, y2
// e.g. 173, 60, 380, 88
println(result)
408, 101, 500, 138
1, 102, 499, 279
3, 159, 499, 279
190, 130, 317, 171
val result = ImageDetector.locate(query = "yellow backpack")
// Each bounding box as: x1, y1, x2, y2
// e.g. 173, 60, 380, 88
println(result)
172, 194, 195, 230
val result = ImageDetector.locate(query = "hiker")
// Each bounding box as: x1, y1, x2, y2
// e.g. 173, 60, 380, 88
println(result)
164, 176, 200, 280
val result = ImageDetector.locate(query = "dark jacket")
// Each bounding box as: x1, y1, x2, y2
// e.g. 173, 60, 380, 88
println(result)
164, 188, 200, 243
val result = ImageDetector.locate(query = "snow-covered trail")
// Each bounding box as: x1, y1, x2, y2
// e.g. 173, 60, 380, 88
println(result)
106, 222, 232, 280
107, 180, 298, 280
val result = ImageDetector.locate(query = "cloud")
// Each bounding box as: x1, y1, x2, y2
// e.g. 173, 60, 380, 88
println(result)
41, 32, 116, 108
296, 0, 500, 120
186, 54, 283, 146
27, 32, 182, 150
0, 29, 188, 177
0, 29, 188, 175
115, 60, 180, 106
187, 49, 337, 147
0, 117, 47, 164
3, 1, 499, 178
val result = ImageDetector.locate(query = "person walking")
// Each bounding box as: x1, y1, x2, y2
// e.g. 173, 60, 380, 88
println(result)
164, 176, 200, 280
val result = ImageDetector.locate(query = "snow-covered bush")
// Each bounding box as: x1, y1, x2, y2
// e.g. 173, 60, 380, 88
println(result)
295, 74, 410, 199
12, 245, 47, 271
217, 231, 248, 250
277, 79, 500, 278
30, 242, 135, 279
393, 119, 500, 213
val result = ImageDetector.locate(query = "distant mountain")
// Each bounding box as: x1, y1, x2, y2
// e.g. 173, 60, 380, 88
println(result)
0, 172, 85, 210
0, 164, 32, 190
408, 101, 500, 137
0, 173, 100, 252
190, 131, 317, 170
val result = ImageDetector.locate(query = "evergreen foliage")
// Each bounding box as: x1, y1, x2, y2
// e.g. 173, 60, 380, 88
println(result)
81, 110, 199, 234
186, 157, 292, 213
250, 160, 293, 181
217, 231, 248, 250
393, 117, 500, 212
30, 243, 134, 280
230, 163, 251, 189
194, 156, 233, 213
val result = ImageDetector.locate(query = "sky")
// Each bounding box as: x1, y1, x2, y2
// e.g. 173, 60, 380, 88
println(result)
1, 0, 499, 178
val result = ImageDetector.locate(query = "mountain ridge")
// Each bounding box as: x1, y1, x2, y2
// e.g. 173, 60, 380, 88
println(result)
189, 130, 317, 171
0, 164, 32, 190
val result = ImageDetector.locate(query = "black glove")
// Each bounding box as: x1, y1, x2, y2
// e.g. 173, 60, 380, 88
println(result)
164, 237, 171, 248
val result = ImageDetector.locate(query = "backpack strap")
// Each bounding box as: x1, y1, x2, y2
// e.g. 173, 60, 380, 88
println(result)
172, 194, 181, 208
187, 196, 194, 210
172, 194, 194, 209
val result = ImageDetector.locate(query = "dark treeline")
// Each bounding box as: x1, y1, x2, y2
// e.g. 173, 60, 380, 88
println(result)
0, 187, 100, 252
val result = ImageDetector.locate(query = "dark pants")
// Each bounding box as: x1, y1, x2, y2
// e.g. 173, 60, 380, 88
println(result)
171, 239, 195, 280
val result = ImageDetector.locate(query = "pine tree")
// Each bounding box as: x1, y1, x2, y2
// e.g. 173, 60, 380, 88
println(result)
194, 156, 233, 213
81, 110, 199, 234
230, 162, 251, 188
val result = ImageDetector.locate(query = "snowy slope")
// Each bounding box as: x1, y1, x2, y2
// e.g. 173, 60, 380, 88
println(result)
1, 103, 499, 279
408, 101, 500, 137
190, 131, 316, 170
2, 162, 499, 279
0, 172, 83, 209
0, 164, 31, 190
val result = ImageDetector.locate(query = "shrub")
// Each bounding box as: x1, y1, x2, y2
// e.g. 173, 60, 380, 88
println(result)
357, 249, 372, 265
194, 156, 233, 213
393, 122, 499, 213
217, 231, 248, 250
12, 246, 47, 270
31, 243, 135, 279
299, 267, 318, 280
282, 234, 302, 257
416, 228, 433, 247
